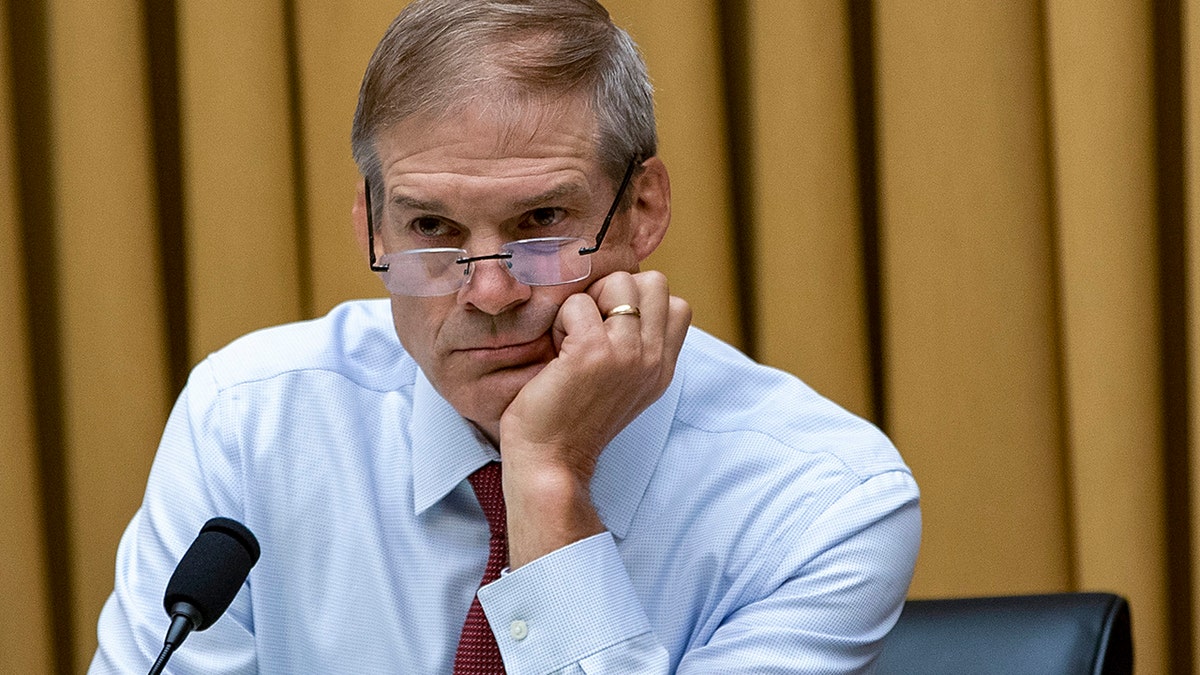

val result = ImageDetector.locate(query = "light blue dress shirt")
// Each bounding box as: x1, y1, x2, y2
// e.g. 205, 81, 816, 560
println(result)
91, 299, 920, 674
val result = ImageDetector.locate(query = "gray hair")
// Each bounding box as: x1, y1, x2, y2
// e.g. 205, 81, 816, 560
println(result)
351, 0, 657, 212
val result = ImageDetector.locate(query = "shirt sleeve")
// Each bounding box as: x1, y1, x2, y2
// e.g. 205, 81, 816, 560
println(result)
678, 470, 921, 674
478, 533, 670, 674
478, 470, 920, 675
89, 360, 259, 674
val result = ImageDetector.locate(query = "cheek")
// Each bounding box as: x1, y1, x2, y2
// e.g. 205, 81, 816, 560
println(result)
584, 231, 640, 277
389, 297, 446, 362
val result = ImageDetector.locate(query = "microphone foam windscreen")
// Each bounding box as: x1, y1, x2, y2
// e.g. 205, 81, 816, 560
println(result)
163, 517, 261, 631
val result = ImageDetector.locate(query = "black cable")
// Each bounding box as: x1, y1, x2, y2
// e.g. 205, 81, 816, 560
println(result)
147, 643, 173, 675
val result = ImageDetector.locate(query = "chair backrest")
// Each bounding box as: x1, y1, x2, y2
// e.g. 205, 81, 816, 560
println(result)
874, 592, 1132, 675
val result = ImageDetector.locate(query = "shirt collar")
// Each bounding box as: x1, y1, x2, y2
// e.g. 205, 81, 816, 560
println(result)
410, 370, 498, 516
408, 366, 682, 540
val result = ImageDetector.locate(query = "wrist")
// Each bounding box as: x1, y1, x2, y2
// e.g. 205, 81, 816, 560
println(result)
501, 460, 604, 568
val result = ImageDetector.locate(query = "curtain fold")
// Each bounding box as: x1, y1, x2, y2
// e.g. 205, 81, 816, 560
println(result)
291, 1, 398, 316
44, 0, 172, 666
1, 1, 1194, 672
745, 0, 873, 420
1187, 0, 1200, 667
177, 1, 304, 360
0, 1, 54, 671
1045, 1, 1171, 669
874, 0, 1074, 594
609, 0, 743, 347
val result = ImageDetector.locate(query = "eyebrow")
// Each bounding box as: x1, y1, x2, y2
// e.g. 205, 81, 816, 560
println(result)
389, 193, 447, 213
509, 182, 590, 210
386, 180, 593, 216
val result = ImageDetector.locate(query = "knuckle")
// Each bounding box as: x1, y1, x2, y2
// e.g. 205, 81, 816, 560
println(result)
607, 270, 634, 286
671, 296, 692, 323
638, 269, 668, 290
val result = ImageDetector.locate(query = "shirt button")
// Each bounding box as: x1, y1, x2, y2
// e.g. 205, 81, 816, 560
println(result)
509, 619, 528, 641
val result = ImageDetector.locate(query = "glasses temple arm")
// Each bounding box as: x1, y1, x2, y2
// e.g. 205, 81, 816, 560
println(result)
365, 178, 389, 272
579, 156, 641, 255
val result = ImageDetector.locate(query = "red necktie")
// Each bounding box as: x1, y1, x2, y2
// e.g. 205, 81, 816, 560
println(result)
453, 462, 508, 674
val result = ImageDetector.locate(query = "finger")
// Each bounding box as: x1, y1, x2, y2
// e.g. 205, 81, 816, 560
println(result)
625, 271, 670, 344
552, 292, 604, 349
589, 272, 646, 339
590, 271, 670, 328
631, 295, 689, 399
587, 271, 637, 312
583, 270, 621, 305
662, 295, 692, 370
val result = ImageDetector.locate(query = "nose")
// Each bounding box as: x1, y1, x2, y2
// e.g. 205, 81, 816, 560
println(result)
458, 256, 531, 315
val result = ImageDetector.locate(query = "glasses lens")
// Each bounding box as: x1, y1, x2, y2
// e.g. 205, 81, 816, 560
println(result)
378, 248, 467, 297
504, 237, 590, 285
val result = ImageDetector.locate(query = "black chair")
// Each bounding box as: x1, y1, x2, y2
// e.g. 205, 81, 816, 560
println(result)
875, 592, 1132, 675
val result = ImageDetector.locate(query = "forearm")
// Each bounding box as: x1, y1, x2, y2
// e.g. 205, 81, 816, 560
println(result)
502, 448, 605, 568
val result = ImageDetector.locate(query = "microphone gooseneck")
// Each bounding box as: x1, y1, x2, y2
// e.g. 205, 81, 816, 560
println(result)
147, 517, 261, 675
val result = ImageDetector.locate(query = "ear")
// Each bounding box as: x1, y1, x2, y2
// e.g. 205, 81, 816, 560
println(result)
352, 178, 371, 263
627, 156, 671, 262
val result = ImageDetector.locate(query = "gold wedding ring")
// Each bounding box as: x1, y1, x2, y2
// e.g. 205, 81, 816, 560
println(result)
604, 304, 641, 320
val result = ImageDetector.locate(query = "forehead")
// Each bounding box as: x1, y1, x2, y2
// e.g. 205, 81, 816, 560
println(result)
376, 95, 602, 182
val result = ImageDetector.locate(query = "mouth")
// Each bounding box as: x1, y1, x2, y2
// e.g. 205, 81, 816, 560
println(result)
456, 332, 555, 370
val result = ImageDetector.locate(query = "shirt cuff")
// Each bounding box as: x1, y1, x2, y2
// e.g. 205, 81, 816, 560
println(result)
476, 532, 652, 675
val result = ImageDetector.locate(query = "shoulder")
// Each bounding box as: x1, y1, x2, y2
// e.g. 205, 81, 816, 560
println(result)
194, 299, 414, 395
652, 328, 918, 573
626, 328, 917, 606
672, 327, 908, 482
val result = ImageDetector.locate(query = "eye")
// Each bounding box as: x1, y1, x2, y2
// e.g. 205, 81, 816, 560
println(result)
410, 216, 456, 239
524, 207, 566, 229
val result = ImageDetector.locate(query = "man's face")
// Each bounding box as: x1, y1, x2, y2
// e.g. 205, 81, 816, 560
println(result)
369, 98, 644, 440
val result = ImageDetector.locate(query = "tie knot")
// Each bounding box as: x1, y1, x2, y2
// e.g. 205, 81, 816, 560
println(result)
467, 462, 506, 535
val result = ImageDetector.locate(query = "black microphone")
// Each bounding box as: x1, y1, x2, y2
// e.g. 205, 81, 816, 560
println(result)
148, 517, 261, 675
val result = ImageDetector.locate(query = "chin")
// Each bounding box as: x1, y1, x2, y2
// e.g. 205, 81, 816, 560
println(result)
459, 361, 548, 430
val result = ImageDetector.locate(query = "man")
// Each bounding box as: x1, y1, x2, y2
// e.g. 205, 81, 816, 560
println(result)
92, 1, 920, 672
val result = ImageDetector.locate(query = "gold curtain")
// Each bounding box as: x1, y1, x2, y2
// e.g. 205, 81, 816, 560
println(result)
1, 1, 1194, 672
